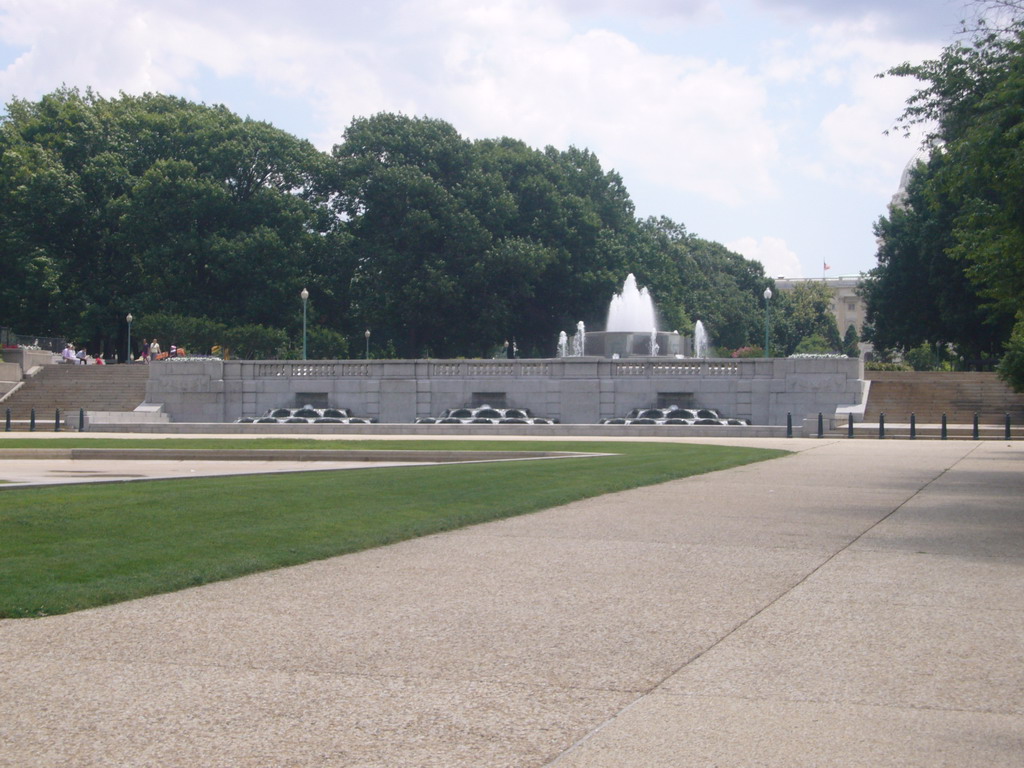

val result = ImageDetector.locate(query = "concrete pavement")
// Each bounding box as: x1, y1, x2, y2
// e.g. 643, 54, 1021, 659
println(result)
1, 437, 1022, 766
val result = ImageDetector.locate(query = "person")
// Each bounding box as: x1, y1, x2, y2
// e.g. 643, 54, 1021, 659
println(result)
62, 343, 75, 364
169, 343, 177, 358
142, 339, 150, 363
76, 347, 87, 365
150, 338, 161, 361
94, 354, 105, 365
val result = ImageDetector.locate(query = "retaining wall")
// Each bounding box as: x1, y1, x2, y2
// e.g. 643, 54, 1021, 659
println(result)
145, 356, 864, 426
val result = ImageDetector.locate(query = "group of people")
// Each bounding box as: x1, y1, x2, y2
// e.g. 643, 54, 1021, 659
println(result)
61, 343, 104, 365
59, 337, 190, 364
138, 339, 184, 362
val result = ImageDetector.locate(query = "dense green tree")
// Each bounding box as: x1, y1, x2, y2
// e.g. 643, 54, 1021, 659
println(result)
843, 324, 860, 357
860, 157, 1011, 362
772, 282, 842, 356
879, 8, 1024, 382
0, 88, 344, 358
3, 94, 776, 360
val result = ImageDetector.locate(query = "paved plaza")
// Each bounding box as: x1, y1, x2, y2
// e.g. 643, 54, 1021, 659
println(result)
1, 436, 1022, 766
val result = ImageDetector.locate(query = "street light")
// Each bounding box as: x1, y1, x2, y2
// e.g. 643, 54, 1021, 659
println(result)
300, 288, 309, 360
364, 329, 371, 360
763, 287, 772, 358
126, 312, 133, 364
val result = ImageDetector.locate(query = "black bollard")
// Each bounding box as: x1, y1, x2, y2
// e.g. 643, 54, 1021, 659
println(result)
79, 408, 85, 432
910, 412, 916, 440
1006, 413, 1012, 441
941, 413, 947, 440
30, 407, 36, 432
848, 412, 854, 439
973, 412, 979, 440
786, 412, 792, 438
817, 412, 824, 438
54, 408, 60, 432
879, 412, 885, 439
4, 408, 9, 432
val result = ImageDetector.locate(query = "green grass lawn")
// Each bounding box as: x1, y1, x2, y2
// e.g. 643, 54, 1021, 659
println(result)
0, 439, 788, 617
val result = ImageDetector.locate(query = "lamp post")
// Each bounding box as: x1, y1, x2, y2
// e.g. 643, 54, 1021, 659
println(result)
364, 329, 370, 360
300, 288, 309, 360
763, 287, 772, 358
126, 312, 133, 364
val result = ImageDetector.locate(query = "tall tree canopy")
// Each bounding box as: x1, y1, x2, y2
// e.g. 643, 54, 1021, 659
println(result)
2, 90, 788, 359
867, 7, 1024, 381
0, 88, 346, 357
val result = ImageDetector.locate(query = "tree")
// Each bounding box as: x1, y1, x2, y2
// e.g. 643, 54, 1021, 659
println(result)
772, 282, 842, 356
0, 89, 343, 358
881, 9, 1024, 382
860, 156, 1011, 362
843, 324, 860, 357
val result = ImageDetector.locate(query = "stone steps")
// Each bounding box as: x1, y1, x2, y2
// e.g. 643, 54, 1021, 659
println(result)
1, 364, 149, 420
863, 371, 1024, 424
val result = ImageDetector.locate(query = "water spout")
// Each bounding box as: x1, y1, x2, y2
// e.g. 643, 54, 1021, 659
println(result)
607, 274, 657, 332
572, 321, 586, 356
693, 320, 709, 358
557, 330, 568, 358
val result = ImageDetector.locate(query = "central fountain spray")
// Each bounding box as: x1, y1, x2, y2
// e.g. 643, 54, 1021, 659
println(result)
569, 273, 683, 357
607, 273, 657, 333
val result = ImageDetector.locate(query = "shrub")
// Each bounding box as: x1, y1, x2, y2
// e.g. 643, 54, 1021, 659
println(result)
306, 326, 349, 359
731, 345, 763, 358
793, 333, 835, 355
134, 313, 227, 355
904, 342, 938, 371
865, 361, 912, 371
998, 316, 1024, 393
222, 324, 289, 359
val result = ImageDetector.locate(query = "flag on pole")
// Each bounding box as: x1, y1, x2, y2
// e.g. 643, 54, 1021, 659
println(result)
823, 262, 831, 271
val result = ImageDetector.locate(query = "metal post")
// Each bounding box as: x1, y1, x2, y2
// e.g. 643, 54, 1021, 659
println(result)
30, 407, 36, 432
817, 412, 823, 438
4, 408, 10, 432
973, 412, 979, 440
879, 412, 885, 439
910, 412, 916, 440
763, 287, 772, 358
786, 412, 792, 438
301, 288, 309, 361
54, 408, 60, 432
941, 413, 947, 440
1006, 413, 1012, 441
79, 408, 85, 432
848, 412, 854, 439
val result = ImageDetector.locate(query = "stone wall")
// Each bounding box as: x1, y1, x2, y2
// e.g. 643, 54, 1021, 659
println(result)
1, 348, 56, 373
146, 356, 865, 425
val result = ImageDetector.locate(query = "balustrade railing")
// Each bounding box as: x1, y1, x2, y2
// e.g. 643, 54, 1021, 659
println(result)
206, 357, 784, 381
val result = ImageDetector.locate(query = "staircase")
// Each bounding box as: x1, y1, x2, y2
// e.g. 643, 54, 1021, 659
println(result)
864, 371, 1024, 424
1, 364, 150, 426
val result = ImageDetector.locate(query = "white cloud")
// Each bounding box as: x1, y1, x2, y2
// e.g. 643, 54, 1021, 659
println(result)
422, 4, 780, 205
0, 0, 782, 206
727, 235, 802, 278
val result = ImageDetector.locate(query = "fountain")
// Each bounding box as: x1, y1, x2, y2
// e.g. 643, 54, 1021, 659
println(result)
571, 321, 585, 357
600, 406, 749, 426
607, 274, 657, 332
557, 331, 569, 358
416, 404, 555, 425
235, 404, 377, 424
693, 320, 709, 358
574, 274, 684, 358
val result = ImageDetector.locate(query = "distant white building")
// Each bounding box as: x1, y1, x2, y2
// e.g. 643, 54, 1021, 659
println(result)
773, 275, 873, 358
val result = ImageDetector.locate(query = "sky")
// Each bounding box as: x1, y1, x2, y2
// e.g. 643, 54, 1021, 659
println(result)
0, 0, 978, 280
